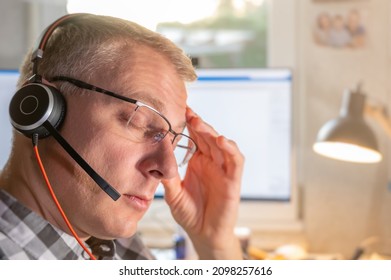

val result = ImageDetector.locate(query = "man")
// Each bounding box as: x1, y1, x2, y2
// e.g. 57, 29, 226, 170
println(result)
0, 14, 244, 260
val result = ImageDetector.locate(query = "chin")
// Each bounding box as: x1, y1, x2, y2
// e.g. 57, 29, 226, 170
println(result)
90, 203, 145, 239
100, 221, 139, 240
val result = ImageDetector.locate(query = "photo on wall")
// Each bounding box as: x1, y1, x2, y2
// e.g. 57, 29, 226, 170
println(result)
312, 2, 369, 49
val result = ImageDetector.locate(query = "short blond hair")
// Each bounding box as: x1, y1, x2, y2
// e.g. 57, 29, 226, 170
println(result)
18, 14, 197, 90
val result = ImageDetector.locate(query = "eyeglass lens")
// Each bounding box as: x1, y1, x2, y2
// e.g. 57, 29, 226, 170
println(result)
125, 105, 196, 166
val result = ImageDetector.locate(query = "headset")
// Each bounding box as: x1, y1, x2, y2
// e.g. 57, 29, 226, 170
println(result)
8, 14, 121, 201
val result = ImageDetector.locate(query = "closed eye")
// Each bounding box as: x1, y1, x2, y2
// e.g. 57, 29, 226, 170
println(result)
143, 126, 166, 143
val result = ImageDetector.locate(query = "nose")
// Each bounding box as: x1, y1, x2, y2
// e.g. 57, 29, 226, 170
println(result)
138, 137, 178, 180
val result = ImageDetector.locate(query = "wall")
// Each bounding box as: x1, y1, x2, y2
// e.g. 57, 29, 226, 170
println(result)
298, 0, 391, 257
0, 0, 28, 68
0, 0, 67, 69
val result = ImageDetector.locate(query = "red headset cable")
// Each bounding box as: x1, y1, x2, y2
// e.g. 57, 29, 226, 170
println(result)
32, 134, 96, 260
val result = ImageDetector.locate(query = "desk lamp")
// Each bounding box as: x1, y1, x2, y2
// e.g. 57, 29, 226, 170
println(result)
313, 84, 391, 163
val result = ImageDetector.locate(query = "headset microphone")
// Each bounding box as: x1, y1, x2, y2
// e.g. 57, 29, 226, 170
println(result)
8, 14, 121, 201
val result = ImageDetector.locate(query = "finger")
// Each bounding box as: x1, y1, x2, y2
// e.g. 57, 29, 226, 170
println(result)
199, 129, 226, 164
186, 108, 224, 162
186, 110, 212, 157
186, 107, 219, 137
216, 136, 245, 178
190, 121, 226, 163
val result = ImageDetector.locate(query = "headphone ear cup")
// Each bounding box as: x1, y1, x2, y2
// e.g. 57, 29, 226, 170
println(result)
9, 83, 66, 138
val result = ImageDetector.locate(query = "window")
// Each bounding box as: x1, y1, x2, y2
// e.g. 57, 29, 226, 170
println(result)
67, 0, 268, 68
156, 0, 267, 68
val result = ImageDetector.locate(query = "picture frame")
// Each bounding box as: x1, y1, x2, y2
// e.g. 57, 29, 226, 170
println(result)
311, 3, 368, 49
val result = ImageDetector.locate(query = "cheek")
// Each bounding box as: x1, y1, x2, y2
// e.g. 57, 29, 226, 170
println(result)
62, 98, 117, 162
80, 129, 141, 187
67, 136, 144, 237
59, 102, 131, 191
91, 139, 131, 174
60, 99, 100, 147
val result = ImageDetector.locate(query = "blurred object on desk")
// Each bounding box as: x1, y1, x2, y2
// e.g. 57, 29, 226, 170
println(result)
275, 244, 307, 259
352, 236, 391, 260
151, 248, 176, 260
235, 226, 252, 258
248, 244, 342, 260
248, 243, 307, 260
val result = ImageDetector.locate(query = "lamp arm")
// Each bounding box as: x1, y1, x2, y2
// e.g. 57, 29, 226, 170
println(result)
365, 103, 391, 139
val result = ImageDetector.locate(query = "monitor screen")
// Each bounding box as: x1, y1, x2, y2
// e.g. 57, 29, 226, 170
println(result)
156, 68, 293, 201
0, 70, 19, 169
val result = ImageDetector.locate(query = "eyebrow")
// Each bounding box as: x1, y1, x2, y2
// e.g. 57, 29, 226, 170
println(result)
126, 91, 164, 113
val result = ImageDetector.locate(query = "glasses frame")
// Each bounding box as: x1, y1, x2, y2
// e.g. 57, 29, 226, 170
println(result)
49, 75, 197, 166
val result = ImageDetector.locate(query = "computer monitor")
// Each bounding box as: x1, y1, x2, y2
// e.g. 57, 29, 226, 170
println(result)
0, 70, 19, 168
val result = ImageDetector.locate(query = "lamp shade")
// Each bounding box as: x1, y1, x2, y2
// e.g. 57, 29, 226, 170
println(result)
313, 88, 382, 163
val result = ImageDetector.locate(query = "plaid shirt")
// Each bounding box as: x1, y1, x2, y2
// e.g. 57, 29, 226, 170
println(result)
0, 190, 155, 260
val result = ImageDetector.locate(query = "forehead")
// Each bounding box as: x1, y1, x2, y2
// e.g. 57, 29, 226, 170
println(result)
115, 47, 188, 125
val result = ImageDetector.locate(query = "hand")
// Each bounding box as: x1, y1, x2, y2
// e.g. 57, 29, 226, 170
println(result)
162, 107, 245, 259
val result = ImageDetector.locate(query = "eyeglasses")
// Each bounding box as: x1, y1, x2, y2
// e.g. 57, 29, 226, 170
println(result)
50, 76, 197, 167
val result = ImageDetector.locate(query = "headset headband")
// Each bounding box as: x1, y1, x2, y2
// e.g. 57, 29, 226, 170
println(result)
30, 13, 87, 81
